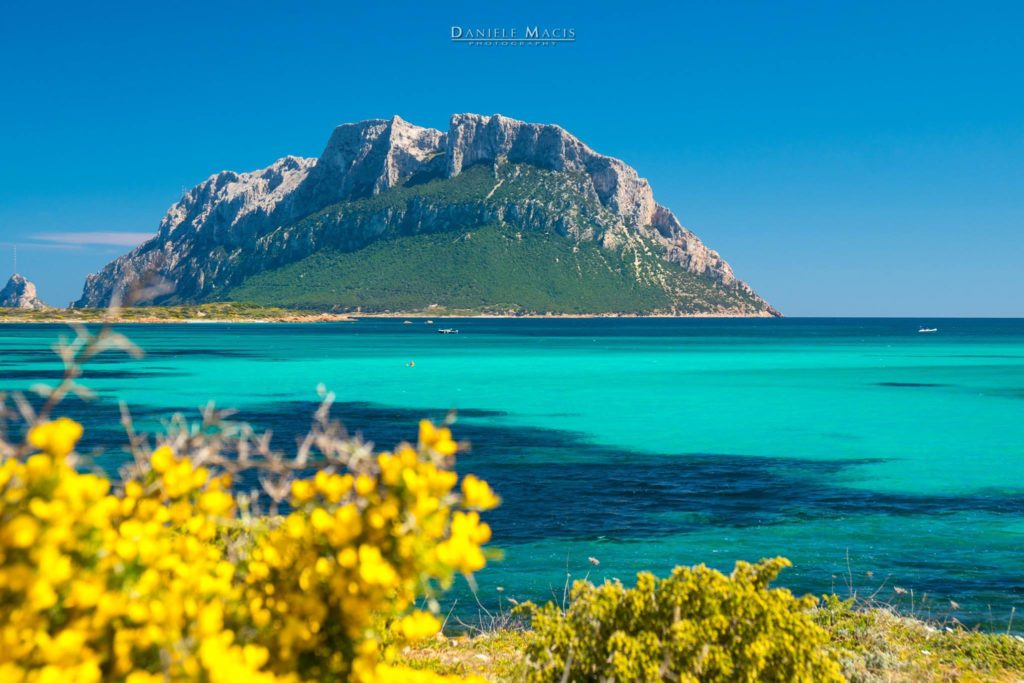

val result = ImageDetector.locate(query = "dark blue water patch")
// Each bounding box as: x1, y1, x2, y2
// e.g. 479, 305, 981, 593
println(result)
0, 349, 63, 362
2, 396, 506, 473
1, 398, 186, 460
8, 389, 1024, 628
220, 403, 1024, 544
876, 382, 950, 388
324, 401, 506, 425
480, 458, 1024, 543
21, 396, 1024, 547
0, 368, 183, 381
0, 354, 134, 367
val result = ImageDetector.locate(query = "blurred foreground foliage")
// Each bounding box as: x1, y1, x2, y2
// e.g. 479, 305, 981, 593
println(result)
0, 322, 497, 682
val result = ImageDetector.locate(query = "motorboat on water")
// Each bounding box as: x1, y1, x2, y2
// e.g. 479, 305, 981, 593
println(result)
918, 327, 938, 333
438, 328, 459, 334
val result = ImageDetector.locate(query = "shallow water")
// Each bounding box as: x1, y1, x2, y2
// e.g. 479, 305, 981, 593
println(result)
2, 318, 1022, 625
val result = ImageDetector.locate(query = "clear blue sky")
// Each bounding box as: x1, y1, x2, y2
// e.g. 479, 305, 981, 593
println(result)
1, 0, 1020, 314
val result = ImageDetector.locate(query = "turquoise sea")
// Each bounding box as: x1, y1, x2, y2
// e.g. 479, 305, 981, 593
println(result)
2, 318, 1023, 626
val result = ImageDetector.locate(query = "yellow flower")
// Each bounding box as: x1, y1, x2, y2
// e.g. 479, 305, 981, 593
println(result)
418, 420, 458, 456
285, 514, 306, 539
28, 579, 57, 610
451, 510, 491, 545
126, 673, 164, 683
67, 579, 103, 608
198, 603, 223, 637
150, 446, 174, 473
436, 537, 486, 574
310, 507, 333, 533
460, 475, 500, 511
242, 644, 269, 670
314, 470, 351, 502
378, 454, 403, 486
291, 479, 314, 503
358, 545, 398, 587
199, 490, 234, 517
337, 547, 358, 568
394, 611, 441, 641
27, 418, 83, 457
4, 514, 39, 548
355, 474, 376, 496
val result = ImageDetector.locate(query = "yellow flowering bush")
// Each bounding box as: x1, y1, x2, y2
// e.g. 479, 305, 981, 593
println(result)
0, 411, 498, 683
517, 558, 845, 682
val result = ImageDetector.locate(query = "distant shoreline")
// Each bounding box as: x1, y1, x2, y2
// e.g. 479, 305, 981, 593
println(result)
352, 310, 780, 320
0, 312, 357, 324
0, 308, 779, 323
0, 304, 358, 324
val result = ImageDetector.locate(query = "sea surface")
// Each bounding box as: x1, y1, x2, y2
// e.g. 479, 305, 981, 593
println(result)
2, 318, 1023, 626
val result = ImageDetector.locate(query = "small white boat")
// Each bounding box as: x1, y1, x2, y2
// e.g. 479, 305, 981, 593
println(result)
438, 328, 459, 335
918, 327, 938, 333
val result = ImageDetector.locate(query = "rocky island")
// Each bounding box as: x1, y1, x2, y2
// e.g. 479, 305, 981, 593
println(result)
0, 274, 47, 310
76, 114, 779, 317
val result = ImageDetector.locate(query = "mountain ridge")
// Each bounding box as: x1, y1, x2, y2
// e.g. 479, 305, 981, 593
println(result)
75, 114, 778, 316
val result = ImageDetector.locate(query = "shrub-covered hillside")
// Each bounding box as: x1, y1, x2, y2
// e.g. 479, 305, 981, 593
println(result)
222, 165, 771, 315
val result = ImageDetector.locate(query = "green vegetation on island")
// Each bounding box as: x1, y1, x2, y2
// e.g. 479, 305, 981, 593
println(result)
222, 164, 769, 315
226, 224, 676, 314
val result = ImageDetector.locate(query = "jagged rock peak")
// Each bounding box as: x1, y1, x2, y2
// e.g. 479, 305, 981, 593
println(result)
159, 154, 317, 243
1, 273, 47, 309
299, 115, 446, 206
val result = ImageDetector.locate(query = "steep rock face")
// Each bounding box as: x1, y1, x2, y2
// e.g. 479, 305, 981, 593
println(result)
307, 116, 445, 201
76, 113, 773, 314
78, 155, 316, 305
447, 114, 656, 225
1, 274, 47, 309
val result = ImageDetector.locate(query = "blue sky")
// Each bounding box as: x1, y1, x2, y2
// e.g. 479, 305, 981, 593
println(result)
0, 0, 1020, 314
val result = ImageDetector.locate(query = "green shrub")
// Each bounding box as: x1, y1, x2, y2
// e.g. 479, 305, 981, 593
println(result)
517, 557, 844, 682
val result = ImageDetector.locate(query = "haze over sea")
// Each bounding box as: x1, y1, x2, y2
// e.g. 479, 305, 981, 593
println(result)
2, 318, 1022, 625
